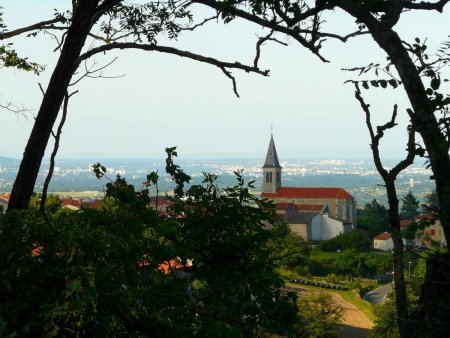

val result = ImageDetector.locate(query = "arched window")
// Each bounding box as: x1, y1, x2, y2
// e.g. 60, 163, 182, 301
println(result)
266, 172, 269, 182
269, 172, 272, 182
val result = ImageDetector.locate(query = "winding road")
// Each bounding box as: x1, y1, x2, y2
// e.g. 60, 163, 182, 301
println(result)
363, 283, 392, 304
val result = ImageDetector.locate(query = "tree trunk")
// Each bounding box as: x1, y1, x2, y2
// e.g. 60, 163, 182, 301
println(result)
7, 5, 97, 211
415, 253, 450, 336
385, 179, 412, 337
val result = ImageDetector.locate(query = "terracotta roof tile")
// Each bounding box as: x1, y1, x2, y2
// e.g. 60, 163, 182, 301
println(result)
263, 187, 353, 200
373, 232, 392, 240
415, 212, 437, 220
0, 193, 10, 201
400, 219, 412, 228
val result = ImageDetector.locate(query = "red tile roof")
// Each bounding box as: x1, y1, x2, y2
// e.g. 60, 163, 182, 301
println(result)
61, 197, 101, 209
0, 193, 10, 201
400, 219, 412, 228
158, 259, 184, 274
263, 187, 353, 199
373, 232, 392, 240
275, 202, 325, 212
415, 212, 437, 220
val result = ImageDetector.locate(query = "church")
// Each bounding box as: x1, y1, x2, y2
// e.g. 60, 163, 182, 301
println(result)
261, 135, 356, 241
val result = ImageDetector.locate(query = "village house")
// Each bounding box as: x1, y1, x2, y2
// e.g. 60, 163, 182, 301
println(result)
415, 212, 447, 248
373, 232, 394, 251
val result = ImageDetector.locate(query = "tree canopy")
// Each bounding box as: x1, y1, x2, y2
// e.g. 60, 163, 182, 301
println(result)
0, 149, 305, 337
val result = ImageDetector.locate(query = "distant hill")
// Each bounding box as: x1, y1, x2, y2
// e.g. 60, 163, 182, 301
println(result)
0, 156, 19, 166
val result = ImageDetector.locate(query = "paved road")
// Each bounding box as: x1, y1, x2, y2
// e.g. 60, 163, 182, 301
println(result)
363, 283, 392, 304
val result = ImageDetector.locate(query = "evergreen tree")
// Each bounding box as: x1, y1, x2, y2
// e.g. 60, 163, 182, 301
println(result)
357, 199, 389, 237
400, 191, 420, 220
422, 189, 440, 213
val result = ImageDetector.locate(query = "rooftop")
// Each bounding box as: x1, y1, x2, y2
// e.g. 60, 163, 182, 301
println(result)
374, 232, 392, 241
263, 187, 353, 199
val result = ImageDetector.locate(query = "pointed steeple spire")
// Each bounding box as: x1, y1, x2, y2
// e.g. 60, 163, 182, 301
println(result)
263, 134, 281, 168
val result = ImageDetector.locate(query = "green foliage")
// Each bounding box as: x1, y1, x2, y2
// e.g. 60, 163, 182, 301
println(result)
0, 149, 303, 337
104, 1, 192, 43
319, 230, 372, 252
369, 297, 400, 338
297, 292, 343, 338
0, 7, 43, 74
400, 191, 420, 220
308, 249, 392, 278
412, 254, 428, 294
369, 283, 419, 338
29, 193, 61, 213
0, 44, 44, 74
356, 199, 389, 237
422, 189, 440, 213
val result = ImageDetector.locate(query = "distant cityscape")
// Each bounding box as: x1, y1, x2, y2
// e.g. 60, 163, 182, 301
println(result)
0, 156, 435, 206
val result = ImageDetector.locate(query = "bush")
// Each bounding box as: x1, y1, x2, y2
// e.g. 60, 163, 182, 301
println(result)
319, 230, 372, 252
0, 149, 303, 337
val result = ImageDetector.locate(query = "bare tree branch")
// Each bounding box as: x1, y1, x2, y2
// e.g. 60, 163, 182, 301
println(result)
354, 83, 388, 179
40, 90, 78, 213
220, 66, 239, 97
70, 57, 124, 86
77, 42, 269, 76
192, 0, 330, 62
76, 42, 270, 97
0, 17, 64, 40
0, 102, 31, 118
353, 81, 416, 335
253, 31, 289, 70
182, 14, 219, 31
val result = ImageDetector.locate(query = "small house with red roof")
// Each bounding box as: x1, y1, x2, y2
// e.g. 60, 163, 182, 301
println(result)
0, 193, 10, 213
261, 135, 355, 240
373, 232, 394, 251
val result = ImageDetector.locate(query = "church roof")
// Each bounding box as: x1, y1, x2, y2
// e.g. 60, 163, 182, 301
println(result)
263, 187, 353, 200
263, 134, 281, 169
284, 211, 318, 225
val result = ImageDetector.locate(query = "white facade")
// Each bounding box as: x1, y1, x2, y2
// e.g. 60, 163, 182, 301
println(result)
288, 212, 351, 241
374, 236, 394, 251
310, 214, 351, 241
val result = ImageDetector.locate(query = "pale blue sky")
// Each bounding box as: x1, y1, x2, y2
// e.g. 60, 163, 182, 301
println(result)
1, 1, 449, 161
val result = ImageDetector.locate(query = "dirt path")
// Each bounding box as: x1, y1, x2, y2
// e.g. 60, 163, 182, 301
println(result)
287, 285, 374, 337
330, 293, 373, 338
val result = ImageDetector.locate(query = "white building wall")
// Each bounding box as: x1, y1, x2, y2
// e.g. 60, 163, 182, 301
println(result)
290, 224, 308, 241
311, 214, 345, 241
374, 238, 394, 251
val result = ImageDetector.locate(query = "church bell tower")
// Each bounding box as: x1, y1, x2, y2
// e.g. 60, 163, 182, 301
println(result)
263, 134, 282, 193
